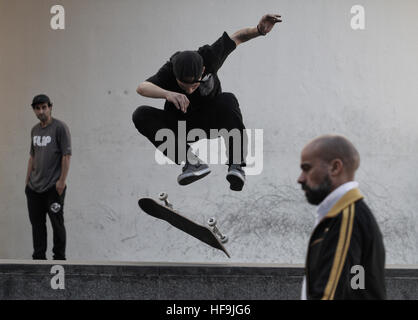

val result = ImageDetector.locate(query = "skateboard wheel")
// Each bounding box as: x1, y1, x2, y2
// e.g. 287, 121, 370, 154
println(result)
159, 192, 168, 201
208, 217, 217, 227
220, 235, 228, 244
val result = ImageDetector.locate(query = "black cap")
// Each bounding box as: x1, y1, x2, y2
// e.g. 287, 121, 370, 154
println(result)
31, 94, 51, 107
170, 51, 204, 84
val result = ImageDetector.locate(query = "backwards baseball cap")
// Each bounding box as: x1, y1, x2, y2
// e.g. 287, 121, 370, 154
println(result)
170, 51, 204, 84
31, 94, 52, 107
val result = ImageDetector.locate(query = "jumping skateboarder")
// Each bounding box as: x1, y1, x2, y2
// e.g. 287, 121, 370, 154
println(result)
133, 14, 282, 191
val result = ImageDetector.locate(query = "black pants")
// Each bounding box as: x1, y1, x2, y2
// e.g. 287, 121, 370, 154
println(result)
132, 92, 247, 165
25, 185, 67, 260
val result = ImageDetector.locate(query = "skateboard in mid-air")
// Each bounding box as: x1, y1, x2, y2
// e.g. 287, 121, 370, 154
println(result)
138, 193, 230, 258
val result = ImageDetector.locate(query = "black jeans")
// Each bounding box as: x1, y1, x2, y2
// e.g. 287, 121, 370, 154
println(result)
25, 185, 67, 260
132, 92, 247, 166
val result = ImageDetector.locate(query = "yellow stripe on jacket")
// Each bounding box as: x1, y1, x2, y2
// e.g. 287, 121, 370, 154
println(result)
321, 203, 355, 300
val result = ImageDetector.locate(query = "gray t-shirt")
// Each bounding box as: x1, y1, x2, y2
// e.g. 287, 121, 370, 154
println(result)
28, 118, 72, 193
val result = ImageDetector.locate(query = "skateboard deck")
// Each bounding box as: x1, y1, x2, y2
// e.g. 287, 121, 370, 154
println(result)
138, 197, 230, 258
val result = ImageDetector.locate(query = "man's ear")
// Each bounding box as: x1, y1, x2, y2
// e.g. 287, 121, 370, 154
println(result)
329, 158, 343, 177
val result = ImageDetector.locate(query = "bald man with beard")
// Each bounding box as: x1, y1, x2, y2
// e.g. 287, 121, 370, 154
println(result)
297, 135, 386, 300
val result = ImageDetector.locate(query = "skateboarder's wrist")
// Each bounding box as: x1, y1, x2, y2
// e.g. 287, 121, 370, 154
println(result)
257, 24, 266, 36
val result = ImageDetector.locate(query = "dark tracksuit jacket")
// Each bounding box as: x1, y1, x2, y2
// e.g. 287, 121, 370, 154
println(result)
305, 188, 386, 300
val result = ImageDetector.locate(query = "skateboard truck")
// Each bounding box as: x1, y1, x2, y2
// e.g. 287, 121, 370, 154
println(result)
158, 192, 173, 209
208, 218, 228, 244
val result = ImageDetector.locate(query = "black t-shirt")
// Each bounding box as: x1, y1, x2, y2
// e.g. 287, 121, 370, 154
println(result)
146, 32, 236, 106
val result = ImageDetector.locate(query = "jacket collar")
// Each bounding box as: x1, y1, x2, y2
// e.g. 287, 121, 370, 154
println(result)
324, 188, 364, 219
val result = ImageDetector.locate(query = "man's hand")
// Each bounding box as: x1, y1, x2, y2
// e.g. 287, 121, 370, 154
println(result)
166, 91, 190, 113
231, 13, 283, 46
56, 180, 66, 196
257, 14, 282, 35
25, 156, 33, 186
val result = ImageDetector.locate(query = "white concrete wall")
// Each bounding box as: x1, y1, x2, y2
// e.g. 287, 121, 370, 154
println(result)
0, 0, 417, 264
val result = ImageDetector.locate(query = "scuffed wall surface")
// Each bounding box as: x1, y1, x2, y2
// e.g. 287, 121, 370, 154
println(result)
0, 0, 417, 264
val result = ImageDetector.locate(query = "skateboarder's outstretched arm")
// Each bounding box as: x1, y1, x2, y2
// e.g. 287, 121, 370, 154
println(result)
230, 14, 282, 46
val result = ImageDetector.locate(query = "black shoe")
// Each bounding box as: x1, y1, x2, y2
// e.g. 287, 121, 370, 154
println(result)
226, 164, 246, 191
53, 256, 66, 261
32, 256, 47, 260
177, 157, 211, 186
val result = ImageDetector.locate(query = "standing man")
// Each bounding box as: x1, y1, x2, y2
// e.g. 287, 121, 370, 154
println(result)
133, 14, 282, 191
297, 135, 386, 299
25, 94, 71, 260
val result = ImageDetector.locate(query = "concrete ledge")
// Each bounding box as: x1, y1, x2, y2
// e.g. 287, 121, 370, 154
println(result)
0, 260, 417, 300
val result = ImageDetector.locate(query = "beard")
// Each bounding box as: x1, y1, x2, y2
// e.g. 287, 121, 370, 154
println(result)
302, 175, 333, 205
37, 114, 48, 122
